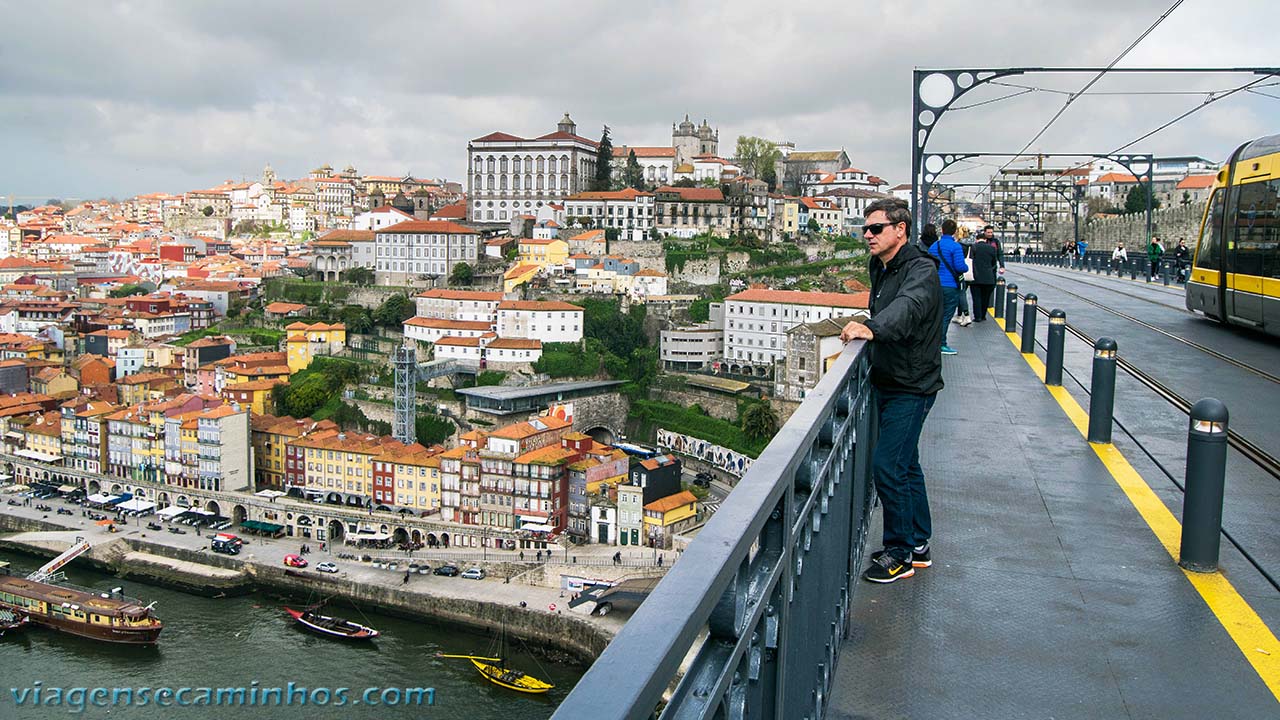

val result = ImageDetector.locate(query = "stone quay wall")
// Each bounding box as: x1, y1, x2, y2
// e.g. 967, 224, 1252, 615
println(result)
1042, 201, 1206, 252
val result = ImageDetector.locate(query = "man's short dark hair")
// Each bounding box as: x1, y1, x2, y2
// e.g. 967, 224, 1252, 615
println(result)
941, 219, 957, 235
983, 225, 994, 232
865, 197, 911, 231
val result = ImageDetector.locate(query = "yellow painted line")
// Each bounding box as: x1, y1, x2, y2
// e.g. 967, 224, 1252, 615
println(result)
999, 329, 1280, 701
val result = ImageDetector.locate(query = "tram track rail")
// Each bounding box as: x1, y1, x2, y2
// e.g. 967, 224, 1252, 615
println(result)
1010, 265, 1280, 386
1008, 295, 1280, 593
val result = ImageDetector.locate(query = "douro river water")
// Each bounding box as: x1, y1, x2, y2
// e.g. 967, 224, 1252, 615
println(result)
0, 551, 583, 719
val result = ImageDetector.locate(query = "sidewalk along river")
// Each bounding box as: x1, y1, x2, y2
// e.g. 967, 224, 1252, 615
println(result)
0, 550, 583, 719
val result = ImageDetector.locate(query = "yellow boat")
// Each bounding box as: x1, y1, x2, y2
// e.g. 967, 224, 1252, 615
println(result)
436, 653, 554, 694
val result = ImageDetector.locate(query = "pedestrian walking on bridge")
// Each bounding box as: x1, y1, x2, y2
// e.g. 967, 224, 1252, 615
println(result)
927, 219, 967, 355
841, 197, 942, 584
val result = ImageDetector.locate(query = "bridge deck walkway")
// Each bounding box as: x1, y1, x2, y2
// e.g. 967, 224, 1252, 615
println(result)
828, 313, 1279, 719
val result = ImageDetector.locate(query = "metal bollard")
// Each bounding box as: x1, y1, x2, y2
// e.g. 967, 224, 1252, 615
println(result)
1106, 259, 1112, 276
1045, 309, 1066, 386
1087, 338, 1118, 444
1131, 260, 1139, 281
1178, 398, 1229, 573
994, 278, 1006, 319
1020, 294, 1038, 353
1161, 261, 1170, 286
1005, 283, 1018, 334
1145, 259, 1152, 283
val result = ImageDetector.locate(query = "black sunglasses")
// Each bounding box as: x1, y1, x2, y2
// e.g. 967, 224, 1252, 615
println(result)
862, 221, 902, 236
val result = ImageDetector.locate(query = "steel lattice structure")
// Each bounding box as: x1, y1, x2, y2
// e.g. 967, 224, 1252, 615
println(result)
393, 342, 417, 445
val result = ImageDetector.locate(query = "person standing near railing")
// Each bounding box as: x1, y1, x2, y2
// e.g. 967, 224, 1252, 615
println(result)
840, 197, 942, 584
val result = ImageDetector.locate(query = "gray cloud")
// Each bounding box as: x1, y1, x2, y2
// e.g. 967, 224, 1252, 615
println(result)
1, 0, 1277, 199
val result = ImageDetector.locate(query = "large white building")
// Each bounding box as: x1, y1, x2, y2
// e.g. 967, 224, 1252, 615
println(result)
413, 289, 504, 323
496, 300, 584, 343
467, 113, 599, 226
562, 188, 655, 242
723, 289, 871, 373
610, 146, 677, 187
374, 220, 480, 285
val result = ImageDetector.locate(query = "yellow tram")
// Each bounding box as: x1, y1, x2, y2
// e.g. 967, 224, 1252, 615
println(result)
1185, 134, 1280, 336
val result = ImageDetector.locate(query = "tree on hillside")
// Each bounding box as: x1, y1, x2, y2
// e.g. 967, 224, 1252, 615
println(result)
341, 266, 374, 285
673, 178, 697, 188
735, 136, 781, 190
373, 293, 414, 327
592, 125, 614, 191
109, 284, 148, 298
449, 261, 474, 286
742, 401, 779, 442
624, 149, 645, 190
1124, 183, 1161, 214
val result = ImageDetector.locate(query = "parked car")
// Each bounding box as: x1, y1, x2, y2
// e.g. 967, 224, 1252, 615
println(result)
460, 567, 486, 580
433, 564, 459, 577
316, 561, 339, 574
283, 554, 308, 568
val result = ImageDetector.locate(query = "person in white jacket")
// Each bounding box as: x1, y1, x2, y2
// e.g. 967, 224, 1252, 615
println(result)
1111, 244, 1128, 272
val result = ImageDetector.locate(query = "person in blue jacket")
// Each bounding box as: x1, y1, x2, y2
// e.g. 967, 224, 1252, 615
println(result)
927, 218, 967, 356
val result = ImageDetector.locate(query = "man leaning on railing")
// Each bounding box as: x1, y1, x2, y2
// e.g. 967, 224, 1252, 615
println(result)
840, 197, 944, 584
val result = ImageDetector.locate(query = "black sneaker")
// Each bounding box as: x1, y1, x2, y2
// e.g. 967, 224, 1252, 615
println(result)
862, 552, 915, 583
870, 544, 932, 568
911, 543, 932, 568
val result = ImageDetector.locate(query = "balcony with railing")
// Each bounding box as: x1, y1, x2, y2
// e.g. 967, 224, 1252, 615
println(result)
553, 340, 875, 719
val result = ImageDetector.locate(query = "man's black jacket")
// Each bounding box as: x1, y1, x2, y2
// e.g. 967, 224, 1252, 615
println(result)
862, 242, 944, 395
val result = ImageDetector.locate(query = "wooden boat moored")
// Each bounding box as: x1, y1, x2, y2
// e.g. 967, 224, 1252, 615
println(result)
284, 606, 379, 640
436, 653, 554, 694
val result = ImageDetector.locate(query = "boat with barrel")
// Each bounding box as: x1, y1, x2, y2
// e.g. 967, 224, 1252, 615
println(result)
437, 621, 554, 694
283, 606, 380, 640
0, 538, 162, 644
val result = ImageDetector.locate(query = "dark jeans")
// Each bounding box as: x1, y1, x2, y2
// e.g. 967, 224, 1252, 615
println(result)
939, 286, 959, 345
955, 280, 970, 315
873, 389, 936, 560
970, 283, 994, 320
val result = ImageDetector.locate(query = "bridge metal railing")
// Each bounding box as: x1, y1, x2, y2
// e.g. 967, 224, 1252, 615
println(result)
552, 340, 877, 720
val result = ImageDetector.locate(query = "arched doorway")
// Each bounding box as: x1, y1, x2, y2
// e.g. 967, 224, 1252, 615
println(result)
440, 532, 450, 548
232, 505, 247, 524
411, 529, 422, 544
134, 487, 147, 498
426, 532, 438, 547
177, 495, 191, 508
158, 492, 170, 506
205, 500, 221, 517
392, 528, 409, 546
87, 480, 101, 495
325, 492, 343, 504
327, 519, 345, 543
110, 484, 122, 494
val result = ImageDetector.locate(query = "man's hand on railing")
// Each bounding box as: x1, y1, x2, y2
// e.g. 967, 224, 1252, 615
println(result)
840, 320, 873, 343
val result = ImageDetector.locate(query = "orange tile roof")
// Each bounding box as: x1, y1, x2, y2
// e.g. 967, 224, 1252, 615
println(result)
497, 300, 583, 312
486, 338, 541, 350
380, 220, 478, 235
611, 146, 676, 158
655, 186, 725, 202
564, 188, 654, 201
726, 288, 870, 310
1176, 174, 1216, 189
1095, 173, 1138, 184
435, 336, 483, 347
514, 444, 579, 465
404, 317, 493, 331
644, 490, 698, 513
264, 302, 307, 314
414, 289, 504, 302
569, 229, 606, 242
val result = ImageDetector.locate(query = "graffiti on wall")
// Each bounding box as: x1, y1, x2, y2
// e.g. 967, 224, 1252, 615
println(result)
657, 429, 754, 478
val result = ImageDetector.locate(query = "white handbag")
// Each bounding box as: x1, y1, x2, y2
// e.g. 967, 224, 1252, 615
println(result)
962, 247, 975, 282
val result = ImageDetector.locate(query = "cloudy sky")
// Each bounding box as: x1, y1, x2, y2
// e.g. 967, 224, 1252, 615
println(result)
2, 0, 1277, 201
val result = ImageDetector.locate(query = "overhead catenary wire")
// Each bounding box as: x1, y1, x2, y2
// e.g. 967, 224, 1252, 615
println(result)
995, 0, 1187, 177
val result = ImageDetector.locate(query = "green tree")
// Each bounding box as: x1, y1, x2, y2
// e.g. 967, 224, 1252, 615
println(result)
698, 177, 719, 188
624, 149, 645, 189
373, 293, 414, 327
341, 266, 374, 285
673, 178, 697, 188
1124, 183, 1161, 214
201, 205, 214, 217
742, 402, 779, 442
339, 305, 374, 334
109, 283, 147, 298
807, 218, 821, 234
592, 125, 614, 191
449, 261, 474, 286
735, 136, 781, 189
